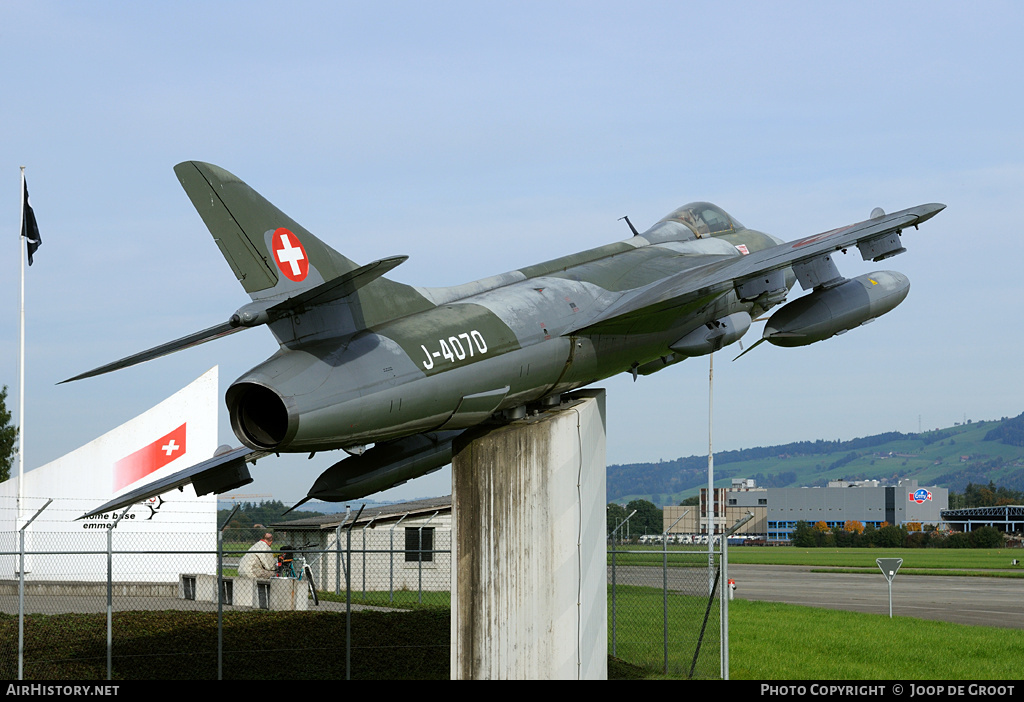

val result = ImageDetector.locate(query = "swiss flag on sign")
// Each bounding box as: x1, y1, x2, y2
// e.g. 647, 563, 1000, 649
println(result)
113, 423, 187, 492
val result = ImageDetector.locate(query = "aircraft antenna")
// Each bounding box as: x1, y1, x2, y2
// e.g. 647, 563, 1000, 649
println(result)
618, 216, 640, 237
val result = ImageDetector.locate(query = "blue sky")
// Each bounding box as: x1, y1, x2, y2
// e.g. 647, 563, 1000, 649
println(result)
2, 2, 1023, 504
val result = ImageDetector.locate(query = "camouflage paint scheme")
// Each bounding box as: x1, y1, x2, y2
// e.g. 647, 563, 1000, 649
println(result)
72, 162, 943, 514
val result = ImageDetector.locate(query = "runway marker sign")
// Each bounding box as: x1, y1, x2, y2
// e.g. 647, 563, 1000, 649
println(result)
876, 557, 903, 618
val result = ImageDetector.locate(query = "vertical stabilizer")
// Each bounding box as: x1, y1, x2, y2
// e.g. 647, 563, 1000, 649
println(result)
174, 161, 433, 332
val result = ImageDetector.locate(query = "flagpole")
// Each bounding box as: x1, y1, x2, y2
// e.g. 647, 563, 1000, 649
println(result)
18, 166, 25, 522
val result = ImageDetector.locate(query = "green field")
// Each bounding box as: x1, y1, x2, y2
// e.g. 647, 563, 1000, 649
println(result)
610, 544, 1024, 572
607, 545, 1024, 679
728, 599, 1024, 680
726, 546, 1024, 570
607, 585, 1024, 680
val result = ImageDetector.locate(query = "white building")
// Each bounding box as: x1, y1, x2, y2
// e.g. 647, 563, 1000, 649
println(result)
270, 496, 451, 595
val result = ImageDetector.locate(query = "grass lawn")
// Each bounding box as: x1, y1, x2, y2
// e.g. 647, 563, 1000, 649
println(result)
727, 546, 1024, 570
607, 585, 1024, 680
611, 545, 1024, 573
728, 599, 1024, 680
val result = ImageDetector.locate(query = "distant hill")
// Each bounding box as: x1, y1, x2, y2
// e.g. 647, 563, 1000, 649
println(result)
608, 412, 1024, 506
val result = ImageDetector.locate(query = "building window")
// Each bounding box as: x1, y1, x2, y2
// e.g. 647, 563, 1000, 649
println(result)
405, 527, 434, 563
758, 498, 767, 505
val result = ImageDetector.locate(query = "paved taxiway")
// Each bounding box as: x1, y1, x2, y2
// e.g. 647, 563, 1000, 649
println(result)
727, 564, 1024, 629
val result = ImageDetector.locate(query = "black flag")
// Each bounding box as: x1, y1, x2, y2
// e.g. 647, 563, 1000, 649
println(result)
22, 179, 41, 265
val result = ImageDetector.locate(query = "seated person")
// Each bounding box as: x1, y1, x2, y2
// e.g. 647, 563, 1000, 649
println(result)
238, 532, 277, 579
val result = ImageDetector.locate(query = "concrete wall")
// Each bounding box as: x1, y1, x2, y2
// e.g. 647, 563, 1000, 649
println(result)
451, 390, 607, 680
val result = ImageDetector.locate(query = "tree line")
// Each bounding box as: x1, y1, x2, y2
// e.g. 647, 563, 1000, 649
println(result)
790, 520, 1004, 549
218, 500, 325, 532
948, 481, 1024, 509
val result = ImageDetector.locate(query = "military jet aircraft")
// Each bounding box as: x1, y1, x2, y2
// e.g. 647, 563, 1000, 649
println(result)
72, 162, 943, 516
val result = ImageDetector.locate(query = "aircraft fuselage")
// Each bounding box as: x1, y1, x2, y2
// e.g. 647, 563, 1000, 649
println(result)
227, 225, 784, 452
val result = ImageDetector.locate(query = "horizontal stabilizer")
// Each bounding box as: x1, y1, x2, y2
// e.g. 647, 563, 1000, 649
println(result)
267, 255, 408, 312
79, 446, 268, 519
60, 322, 246, 383
61, 255, 409, 384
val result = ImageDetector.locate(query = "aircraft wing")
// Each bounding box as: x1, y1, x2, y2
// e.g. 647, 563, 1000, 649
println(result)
569, 203, 944, 335
80, 446, 268, 519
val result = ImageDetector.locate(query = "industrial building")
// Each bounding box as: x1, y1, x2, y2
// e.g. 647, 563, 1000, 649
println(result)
662, 478, 948, 541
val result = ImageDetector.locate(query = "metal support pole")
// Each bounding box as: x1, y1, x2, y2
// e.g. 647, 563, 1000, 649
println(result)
721, 530, 727, 679
106, 506, 130, 680
361, 518, 375, 599
708, 352, 715, 595
344, 505, 363, 681
217, 506, 238, 681
334, 523, 342, 595
17, 499, 50, 681
389, 514, 408, 603
662, 510, 687, 675
720, 512, 752, 680
417, 512, 438, 604
609, 510, 635, 658
18, 529, 24, 680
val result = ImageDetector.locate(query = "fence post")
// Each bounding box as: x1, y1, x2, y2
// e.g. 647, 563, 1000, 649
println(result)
389, 513, 408, 604
361, 518, 376, 599
662, 509, 688, 675
418, 512, 438, 604
18, 526, 24, 680
609, 509, 635, 659
335, 508, 352, 595
217, 506, 238, 681
17, 499, 51, 681
719, 511, 751, 680
720, 535, 727, 679
106, 520, 112, 679
334, 523, 342, 595
105, 506, 131, 680
344, 505, 364, 681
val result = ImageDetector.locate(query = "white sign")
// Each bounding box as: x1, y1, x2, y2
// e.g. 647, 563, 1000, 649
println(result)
0, 368, 220, 582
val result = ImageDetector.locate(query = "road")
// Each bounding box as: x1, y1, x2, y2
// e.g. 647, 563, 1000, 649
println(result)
726, 564, 1024, 629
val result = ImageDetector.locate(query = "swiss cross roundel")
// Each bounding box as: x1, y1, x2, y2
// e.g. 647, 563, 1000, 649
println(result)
272, 228, 309, 282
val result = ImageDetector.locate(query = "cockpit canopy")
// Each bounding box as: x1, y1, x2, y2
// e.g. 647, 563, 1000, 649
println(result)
658, 202, 743, 237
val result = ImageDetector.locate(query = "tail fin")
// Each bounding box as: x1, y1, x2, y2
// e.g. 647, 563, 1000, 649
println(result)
174, 161, 433, 329
63, 162, 434, 383
174, 161, 359, 299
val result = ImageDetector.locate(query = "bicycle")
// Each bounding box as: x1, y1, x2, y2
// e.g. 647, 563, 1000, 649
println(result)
276, 543, 320, 606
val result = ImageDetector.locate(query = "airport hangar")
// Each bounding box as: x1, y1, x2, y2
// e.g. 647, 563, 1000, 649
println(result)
663, 478, 948, 540
940, 505, 1024, 534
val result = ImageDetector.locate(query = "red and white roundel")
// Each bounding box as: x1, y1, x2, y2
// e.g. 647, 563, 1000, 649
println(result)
272, 227, 309, 281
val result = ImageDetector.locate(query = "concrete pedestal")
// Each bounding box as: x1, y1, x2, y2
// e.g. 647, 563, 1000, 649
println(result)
451, 390, 607, 680
183, 574, 307, 610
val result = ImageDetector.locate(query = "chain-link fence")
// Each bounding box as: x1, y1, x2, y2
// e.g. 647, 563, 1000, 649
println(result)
608, 543, 725, 679
3, 495, 727, 680
0, 500, 451, 680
